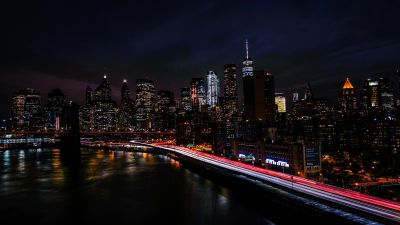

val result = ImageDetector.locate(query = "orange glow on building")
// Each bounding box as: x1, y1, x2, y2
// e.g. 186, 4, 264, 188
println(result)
342, 77, 354, 89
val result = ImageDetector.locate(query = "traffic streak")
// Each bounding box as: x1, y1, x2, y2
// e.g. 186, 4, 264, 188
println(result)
144, 143, 400, 222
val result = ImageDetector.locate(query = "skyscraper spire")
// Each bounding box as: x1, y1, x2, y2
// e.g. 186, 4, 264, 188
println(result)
245, 39, 249, 60
343, 77, 354, 89
242, 39, 254, 77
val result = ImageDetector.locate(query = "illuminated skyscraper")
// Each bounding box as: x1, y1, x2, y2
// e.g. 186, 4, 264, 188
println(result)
11, 88, 43, 130
46, 89, 66, 131
338, 77, 357, 115
275, 93, 286, 113
181, 87, 192, 111
292, 92, 299, 103
206, 70, 220, 108
95, 74, 112, 101
242, 39, 254, 77
121, 79, 130, 103
156, 90, 175, 131
190, 78, 206, 110
135, 79, 156, 131
92, 75, 117, 131
24, 90, 43, 130
223, 64, 239, 121
118, 79, 134, 130
362, 77, 394, 112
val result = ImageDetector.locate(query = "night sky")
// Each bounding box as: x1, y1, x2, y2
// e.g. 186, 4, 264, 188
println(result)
1, 0, 400, 117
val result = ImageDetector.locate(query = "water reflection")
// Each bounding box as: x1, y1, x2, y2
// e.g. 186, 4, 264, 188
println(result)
0, 148, 276, 225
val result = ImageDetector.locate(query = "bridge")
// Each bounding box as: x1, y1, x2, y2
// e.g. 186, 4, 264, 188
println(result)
137, 142, 400, 223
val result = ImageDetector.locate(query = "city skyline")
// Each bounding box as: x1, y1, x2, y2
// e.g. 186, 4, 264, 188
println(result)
1, 1, 400, 117
1, 1, 400, 224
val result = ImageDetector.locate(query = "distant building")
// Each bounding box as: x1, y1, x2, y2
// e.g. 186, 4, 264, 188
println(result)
190, 78, 206, 110
135, 79, 156, 131
275, 93, 286, 113
338, 77, 357, 116
180, 87, 192, 111
223, 64, 239, 121
242, 39, 254, 77
11, 88, 43, 131
264, 71, 276, 123
95, 74, 112, 101
80, 75, 117, 131
304, 82, 313, 100
232, 141, 321, 178
205, 70, 220, 108
243, 70, 276, 123
156, 90, 175, 131
362, 77, 395, 112
85, 86, 93, 104
46, 89, 66, 131
117, 79, 134, 130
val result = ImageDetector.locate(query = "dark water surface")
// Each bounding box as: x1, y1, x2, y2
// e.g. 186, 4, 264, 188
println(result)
0, 148, 280, 225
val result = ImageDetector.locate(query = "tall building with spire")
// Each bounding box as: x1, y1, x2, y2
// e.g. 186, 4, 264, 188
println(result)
338, 77, 357, 116
223, 64, 239, 121
121, 79, 130, 103
242, 39, 254, 77
205, 70, 220, 108
82, 75, 117, 131
118, 79, 134, 130
95, 74, 112, 101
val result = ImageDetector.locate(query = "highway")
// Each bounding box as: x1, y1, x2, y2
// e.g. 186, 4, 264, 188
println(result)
141, 143, 400, 223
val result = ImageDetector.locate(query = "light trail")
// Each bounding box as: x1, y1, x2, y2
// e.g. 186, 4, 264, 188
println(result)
144, 143, 400, 222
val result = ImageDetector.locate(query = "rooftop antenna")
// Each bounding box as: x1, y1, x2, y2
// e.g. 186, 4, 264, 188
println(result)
245, 39, 249, 60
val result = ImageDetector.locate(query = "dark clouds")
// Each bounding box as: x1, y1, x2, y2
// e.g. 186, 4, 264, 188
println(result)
0, 0, 400, 117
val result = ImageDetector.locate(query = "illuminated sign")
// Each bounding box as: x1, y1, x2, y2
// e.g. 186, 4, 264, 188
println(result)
238, 154, 255, 160
368, 81, 378, 86
265, 158, 289, 167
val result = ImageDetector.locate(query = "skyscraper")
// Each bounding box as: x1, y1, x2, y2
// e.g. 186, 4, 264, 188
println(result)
243, 70, 266, 121
275, 93, 287, 113
11, 88, 43, 130
121, 79, 130, 103
85, 86, 93, 104
338, 77, 357, 116
380, 78, 395, 111
205, 70, 220, 108
156, 90, 175, 131
135, 79, 156, 131
46, 89, 66, 131
304, 82, 314, 100
92, 75, 117, 131
242, 39, 254, 77
191, 78, 206, 110
223, 64, 239, 121
362, 77, 394, 112
242, 70, 276, 122
264, 71, 276, 123
95, 74, 112, 101
181, 87, 192, 111
118, 79, 134, 130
